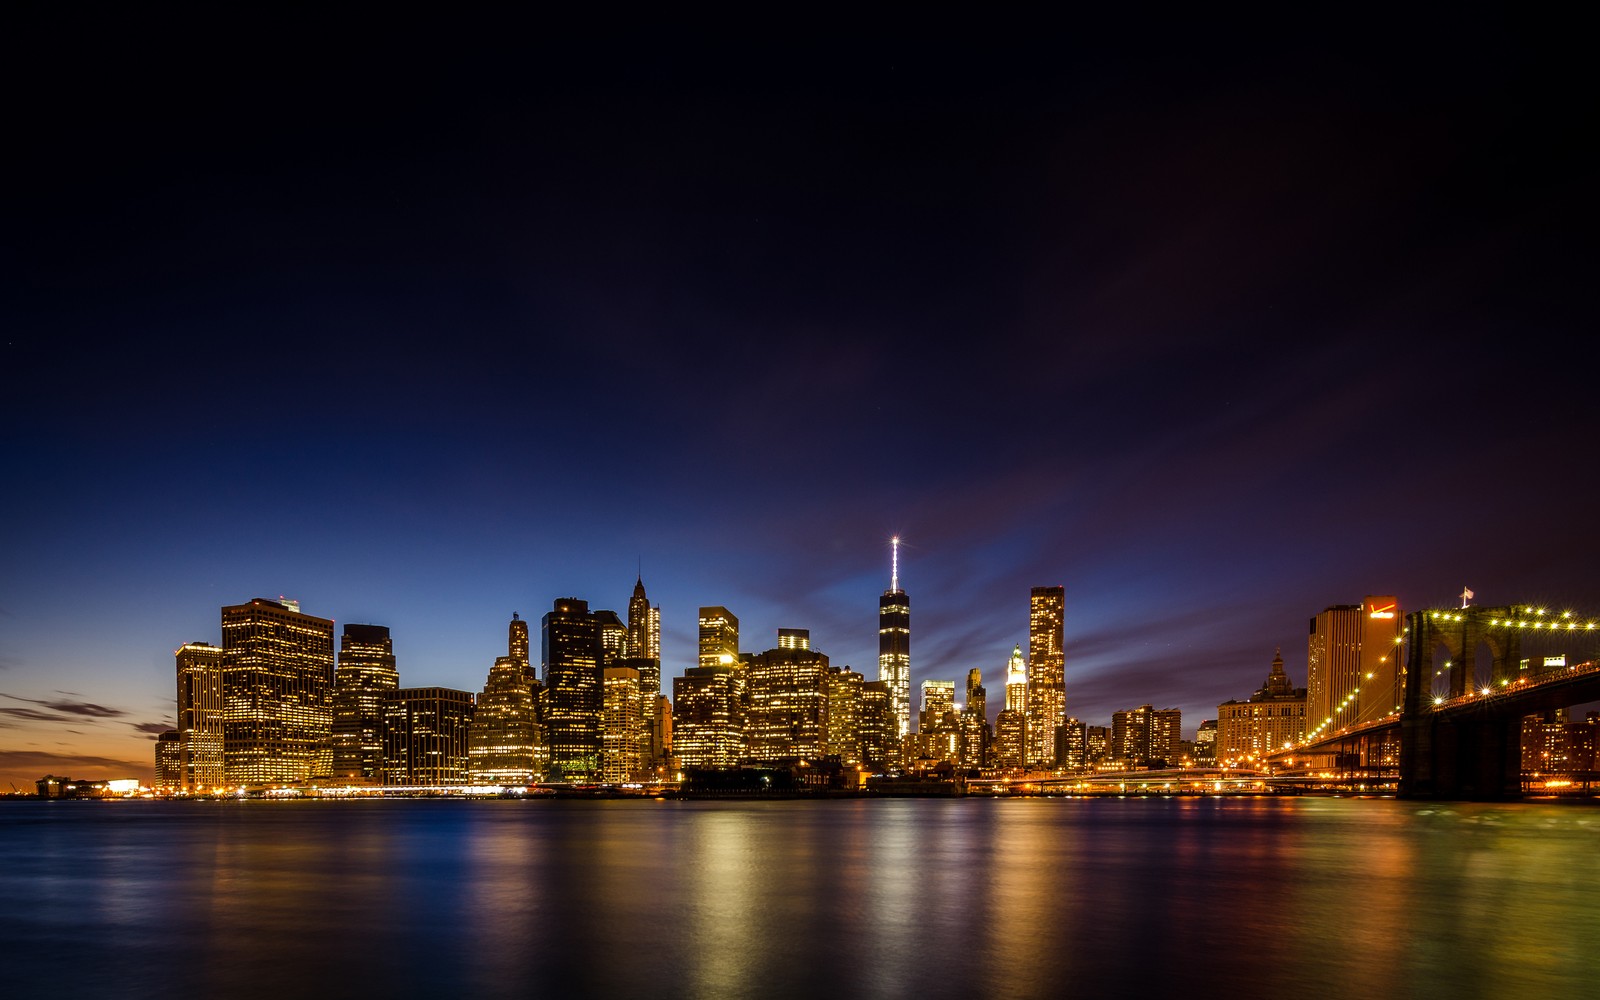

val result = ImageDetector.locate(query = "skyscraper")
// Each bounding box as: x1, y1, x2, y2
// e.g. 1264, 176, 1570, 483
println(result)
673, 664, 744, 770
878, 537, 911, 741
1025, 585, 1065, 769
826, 665, 866, 765
1217, 650, 1307, 764
994, 645, 1028, 770
1306, 596, 1402, 743
601, 664, 644, 782
628, 576, 661, 661
220, 598, 336, 786
381, 687, 475, 786
543, 598, 603, 781
917, 679, 960, 764
1111, 704, 1182, 766
627, 577, 662, 771
962, 667, 989, 769
746, 630, 831, 763
330, 623, 399, 782
155, 730, 181, 787
698, 606, 740, 670
468, 613, 544, 786
175, 641, 224, 789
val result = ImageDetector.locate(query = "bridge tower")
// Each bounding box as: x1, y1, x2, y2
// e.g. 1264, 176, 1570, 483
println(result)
1400, 607, 1524, 799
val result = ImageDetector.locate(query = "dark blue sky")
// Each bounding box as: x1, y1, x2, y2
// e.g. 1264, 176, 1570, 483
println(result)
3, 9, 1594, 785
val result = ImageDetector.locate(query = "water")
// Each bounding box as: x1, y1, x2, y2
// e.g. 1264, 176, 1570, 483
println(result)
3, 797, 1598, 999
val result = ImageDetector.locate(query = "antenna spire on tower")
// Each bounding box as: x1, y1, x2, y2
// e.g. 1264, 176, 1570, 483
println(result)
891, 535, 900, 593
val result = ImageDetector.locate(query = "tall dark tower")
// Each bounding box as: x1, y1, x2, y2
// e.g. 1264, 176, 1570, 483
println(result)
878, 536, 911, 741
331, 623, 400, 781
542, 598, 602, 781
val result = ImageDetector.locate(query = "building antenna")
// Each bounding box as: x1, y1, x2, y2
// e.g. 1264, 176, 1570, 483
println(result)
891, 535, 900, 593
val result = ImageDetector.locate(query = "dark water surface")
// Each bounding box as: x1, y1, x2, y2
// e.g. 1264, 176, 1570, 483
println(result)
3, 797, 1597, 999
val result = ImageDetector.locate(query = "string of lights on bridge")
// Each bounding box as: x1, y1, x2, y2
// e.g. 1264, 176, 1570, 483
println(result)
1295, 605, 1600, 748
1423, 606, 1600, 630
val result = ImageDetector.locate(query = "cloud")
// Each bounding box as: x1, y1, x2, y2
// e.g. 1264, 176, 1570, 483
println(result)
0, 692, 127, 718
130, 721, 173, 734
0, 707, 70, 723
0, 749, 148, 776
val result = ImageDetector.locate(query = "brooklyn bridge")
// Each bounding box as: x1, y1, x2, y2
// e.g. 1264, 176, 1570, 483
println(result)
1264, 604, 1600, 799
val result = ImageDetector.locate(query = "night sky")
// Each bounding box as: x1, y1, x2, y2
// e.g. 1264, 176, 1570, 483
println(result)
3, 10, 1593, 787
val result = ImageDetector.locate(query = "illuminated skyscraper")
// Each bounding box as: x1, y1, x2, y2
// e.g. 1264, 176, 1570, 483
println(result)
826, 665, 866, 765
1111, 704, 1181, 766
878, 537, 911, 740
1306, 596, 1402, 743
994, 645, 1028, 769
858, 680, 895, 770
1216, 650, 1307, 765
468, 614, 544, 785
652, 694, 673, 774
962, 667, 989, 769
629, 576, 661, 661
601, 664, 644, 781
1025, 585, 1065, 768
746, 630, 830, 763
917, 679, 960, 764
330, 624, 399, 781
543, 598, 603, 781
220, 598, 336, 785
673, 665, 744, 769
627, 577, 662, 770
698, 606, 740, 670
155, 730, 181, 787
381, 687, 475, 786
175, 641, 224, 789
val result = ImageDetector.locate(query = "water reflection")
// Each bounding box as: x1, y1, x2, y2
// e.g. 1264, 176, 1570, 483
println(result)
3, 798, 1598, 999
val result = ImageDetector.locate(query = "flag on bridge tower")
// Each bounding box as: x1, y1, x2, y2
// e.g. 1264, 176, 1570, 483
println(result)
1461, 588, 1474, 608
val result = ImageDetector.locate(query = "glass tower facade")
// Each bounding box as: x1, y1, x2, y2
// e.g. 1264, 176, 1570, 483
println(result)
220, 598, 336, 786
330, 623, 399, 781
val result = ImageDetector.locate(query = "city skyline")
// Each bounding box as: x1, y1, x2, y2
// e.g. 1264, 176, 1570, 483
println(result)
4, 13, 1593, 790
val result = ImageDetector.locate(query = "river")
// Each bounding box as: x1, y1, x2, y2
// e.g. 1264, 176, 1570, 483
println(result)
3, 796, 1596, 999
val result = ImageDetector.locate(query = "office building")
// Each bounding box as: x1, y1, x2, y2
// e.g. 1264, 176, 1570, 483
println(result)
330, 623, 399, 782
1194, 720, 1218, 764
652, 694, 673, 775
628, 576, 661, 661
1057, 717, 1087, 770
917, 679, 960, 764
175, 641, 224, 789
1025, 585, 1066, 768
878, 537, 911, 741
1111, 704, 1181, 767
858, 680, 895, 771
746, 630, 831, 763
601, 664, 644, 781
994, 644, 1028, 769
155, 730, 181, 787
698, 606, 740, 670
1306, 596, 1402, 743
826, 665, 866, 765
1217, 650, 1307, 765
468, 614, 545, 785
962, 667, 989, 769
220, 598, 336, 785
543, 598, 604, 781
627, 577, 662, 768
381, 687, 475, 786
673, 664, 744, 770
